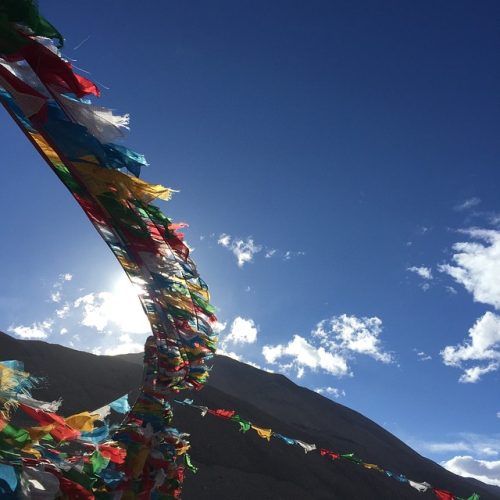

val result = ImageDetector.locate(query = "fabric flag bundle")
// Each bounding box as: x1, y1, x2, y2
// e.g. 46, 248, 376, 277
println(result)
0, 360, 192, 498
0, 1, 218, 497
174, 399, 481, 500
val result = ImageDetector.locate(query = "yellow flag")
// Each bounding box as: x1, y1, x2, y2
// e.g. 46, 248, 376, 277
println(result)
251, 425, 272, 441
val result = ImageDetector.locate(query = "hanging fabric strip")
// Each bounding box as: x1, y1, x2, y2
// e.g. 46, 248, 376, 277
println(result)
55, 93, 130, 144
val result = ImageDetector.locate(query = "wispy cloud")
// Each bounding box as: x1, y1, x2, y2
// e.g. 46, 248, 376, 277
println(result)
415, 350, 432, 362
315, 386, 346, 398
407, 266, 433, 280
50, 273, 73, 303
419, 433, 500, 459
217, 234, 262, 267
216, 233, 304, 267
55, 303, 71, 319
262, 314, 393, 379
441, 312, 500, 383
454, 197, 481, 212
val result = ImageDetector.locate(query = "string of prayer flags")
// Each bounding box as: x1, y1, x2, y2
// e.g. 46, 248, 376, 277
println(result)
173, 398, 481, 500
0, 1, 218, 496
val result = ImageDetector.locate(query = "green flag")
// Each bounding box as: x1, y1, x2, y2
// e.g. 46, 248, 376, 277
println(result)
90, 450, 110, 474
184, 453, 198, 474
0, 0, 63, 49
230, 414, 252, 433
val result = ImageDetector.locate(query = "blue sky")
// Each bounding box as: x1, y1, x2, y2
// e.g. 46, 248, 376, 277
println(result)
1, 0, 499, 487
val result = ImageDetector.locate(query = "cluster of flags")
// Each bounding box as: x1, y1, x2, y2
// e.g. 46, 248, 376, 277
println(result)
0, 360, 192, 498
174, 398, 481, 500
0, 1, 218, 497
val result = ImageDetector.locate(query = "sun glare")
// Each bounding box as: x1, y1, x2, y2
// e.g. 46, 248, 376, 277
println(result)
110, 274, 151, 334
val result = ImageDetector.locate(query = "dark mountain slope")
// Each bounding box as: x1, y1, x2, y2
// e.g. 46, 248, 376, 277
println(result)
1, 332, 497, 499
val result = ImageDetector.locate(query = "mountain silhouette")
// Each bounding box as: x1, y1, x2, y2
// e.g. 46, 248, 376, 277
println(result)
0, 331, 497, 499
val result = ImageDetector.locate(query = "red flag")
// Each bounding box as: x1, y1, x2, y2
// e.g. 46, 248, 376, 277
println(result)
55, 474, 94, 499
99, 444, 127, 464
208, 409, 236, 419
319, 448, 340, 460
434, 488, 455, 500
7, 39, 99, 98
20, 404, 80, 442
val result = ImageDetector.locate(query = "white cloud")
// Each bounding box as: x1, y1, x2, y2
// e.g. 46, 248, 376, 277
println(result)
216, 317, 258, 363
263, 334, 350, 378
217, 233, 231, 247
217, 234, 262, 267
60, 327, 68, 335
441, 312, 500, 382
442, 455, 500, 487
407, 266, 433, 280
55, 303, 70, 319
225, 317, 258, 344
313, 314, 394, 363
262, 344, 283, 364
62, 273, 73, 281
454, 197, 481, 212
9, 320, 53, 339
458, 363, 499, 383
262, 314, 392, 379
51, 291, 62, 303
439, 229, 500, 309
315, 386, 346, 398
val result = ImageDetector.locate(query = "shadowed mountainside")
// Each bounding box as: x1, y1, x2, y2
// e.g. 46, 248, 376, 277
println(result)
0, 332, 497, 499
